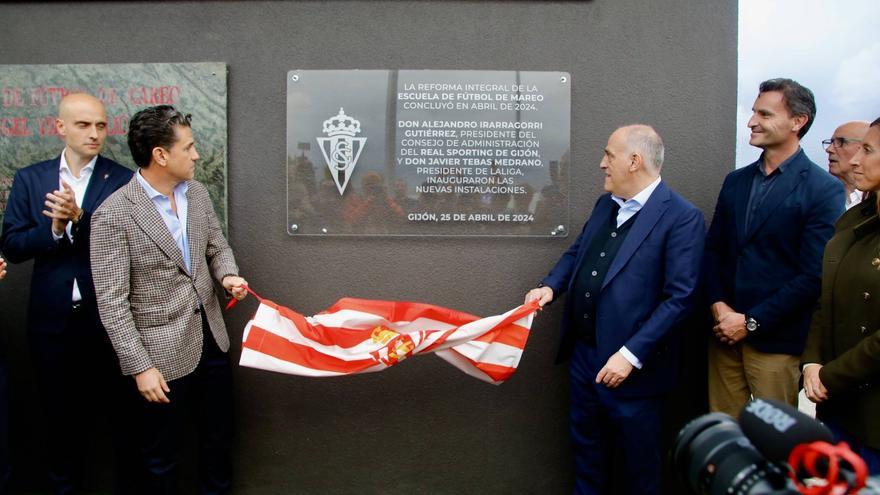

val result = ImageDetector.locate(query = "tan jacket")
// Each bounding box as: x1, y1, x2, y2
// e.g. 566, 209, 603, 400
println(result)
90, 177, 238, 381
803, 195, 880, 448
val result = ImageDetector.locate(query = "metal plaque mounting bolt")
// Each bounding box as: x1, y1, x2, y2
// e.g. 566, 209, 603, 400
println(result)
550, 224, 567, 236
291, 74, 299, 82
290, 224, 298, 232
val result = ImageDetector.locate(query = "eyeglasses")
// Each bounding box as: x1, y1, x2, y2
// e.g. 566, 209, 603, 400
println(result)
822, 137, 862, 148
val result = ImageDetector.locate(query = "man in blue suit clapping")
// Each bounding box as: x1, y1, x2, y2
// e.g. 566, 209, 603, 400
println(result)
526, 125, 705, 495
0, 93, 135, 494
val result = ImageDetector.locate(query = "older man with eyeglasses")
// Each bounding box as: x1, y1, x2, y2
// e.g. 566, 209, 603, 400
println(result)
824, 121, 870, 210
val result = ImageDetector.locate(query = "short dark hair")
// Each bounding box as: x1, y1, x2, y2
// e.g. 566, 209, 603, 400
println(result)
758, 78, 816, 139
871, 117, 880, 128
127, 105, 192, 168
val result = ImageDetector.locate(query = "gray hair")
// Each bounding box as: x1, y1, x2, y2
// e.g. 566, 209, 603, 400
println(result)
624, 124, 664, 172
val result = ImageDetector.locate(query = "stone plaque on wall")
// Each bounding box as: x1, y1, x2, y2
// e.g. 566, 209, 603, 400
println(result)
287, 70, 570, 237
0, 62, 229, 232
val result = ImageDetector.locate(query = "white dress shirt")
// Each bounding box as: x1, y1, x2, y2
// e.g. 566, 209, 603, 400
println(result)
845, 189, 864, 210
56, 149, 97, 302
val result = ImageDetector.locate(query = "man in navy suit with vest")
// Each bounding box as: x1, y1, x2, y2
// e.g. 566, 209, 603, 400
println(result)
0, 93, 134, 494
526, 125, 705, 495
703, 78, 843, 416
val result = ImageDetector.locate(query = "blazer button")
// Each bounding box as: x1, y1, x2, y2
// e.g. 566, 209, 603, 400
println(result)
864, 292, 871, 301
583, 313, 589, 319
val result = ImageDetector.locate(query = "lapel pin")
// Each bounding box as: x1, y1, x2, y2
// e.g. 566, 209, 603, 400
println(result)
104, 173, 110, 179
872, 258, 880, 269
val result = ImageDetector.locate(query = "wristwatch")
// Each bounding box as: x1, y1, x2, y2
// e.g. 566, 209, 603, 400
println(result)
745, 315, 760, 332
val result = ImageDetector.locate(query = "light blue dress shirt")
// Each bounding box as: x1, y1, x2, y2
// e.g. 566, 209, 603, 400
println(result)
136, 171, 192, 273
610, 176, 662, 228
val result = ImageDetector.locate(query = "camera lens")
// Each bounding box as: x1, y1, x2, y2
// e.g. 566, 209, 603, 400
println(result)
673, 413, 791, 495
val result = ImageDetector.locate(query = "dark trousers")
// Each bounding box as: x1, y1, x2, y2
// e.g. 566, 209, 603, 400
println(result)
569, 341, 664, 495
138, 314, 233, 495
28, 305, 141, 495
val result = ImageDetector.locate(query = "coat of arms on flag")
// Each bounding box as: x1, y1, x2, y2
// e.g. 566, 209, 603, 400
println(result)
238, 295, 538, 385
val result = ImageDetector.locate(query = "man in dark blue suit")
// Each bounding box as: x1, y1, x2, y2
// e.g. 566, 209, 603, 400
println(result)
703, 78, 844, 416
526, 125, 705, 495
0, 93, 134, 494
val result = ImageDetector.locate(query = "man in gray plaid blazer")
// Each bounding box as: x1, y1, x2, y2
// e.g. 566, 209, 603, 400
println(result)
90, 106, 247, 494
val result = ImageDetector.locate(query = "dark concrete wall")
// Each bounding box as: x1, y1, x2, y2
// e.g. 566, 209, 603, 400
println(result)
0, 1, 736, 493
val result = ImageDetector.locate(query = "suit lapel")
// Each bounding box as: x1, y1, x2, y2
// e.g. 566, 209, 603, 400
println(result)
820, 224, 854, 309
185, 182, 202, 279
81, 157, 112, 212
733, 163, 755, 244
125, 179, 189, 274
40, 157, 62, 203
825, 206, 880, 296
601, 182, 670, 290
742, 153, 807, 244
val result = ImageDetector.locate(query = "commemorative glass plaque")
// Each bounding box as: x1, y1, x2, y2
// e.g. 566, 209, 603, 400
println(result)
287, 70, 570, 236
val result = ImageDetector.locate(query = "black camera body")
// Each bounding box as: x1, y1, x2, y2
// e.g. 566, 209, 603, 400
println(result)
674, 412, 795, 494
673, 405, 880, 495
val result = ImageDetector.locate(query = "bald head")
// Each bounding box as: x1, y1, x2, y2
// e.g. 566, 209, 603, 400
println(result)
58, 93, 105, 120
56, 93, 108, 166
618, 124, 664, 173
601, 124, 664, 199
826, 120, 869, 189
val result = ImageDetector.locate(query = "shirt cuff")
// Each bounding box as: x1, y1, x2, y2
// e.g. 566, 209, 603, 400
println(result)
620, 346, 643, 369
802, 363, 821, 372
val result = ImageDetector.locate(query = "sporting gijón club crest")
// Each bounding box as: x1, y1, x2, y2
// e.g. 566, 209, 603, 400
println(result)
317, 108, 366, 195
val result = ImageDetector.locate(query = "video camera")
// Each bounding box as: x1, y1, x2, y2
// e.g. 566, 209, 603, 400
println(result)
673, 398, 880, 494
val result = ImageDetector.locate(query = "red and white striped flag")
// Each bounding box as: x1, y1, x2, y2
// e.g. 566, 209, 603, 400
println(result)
239, 296, 538, 384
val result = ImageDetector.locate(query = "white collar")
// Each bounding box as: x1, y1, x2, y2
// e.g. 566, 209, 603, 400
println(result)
612, 176, 662, 208
136, 169, 189, 200
59, 149, 98, 178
